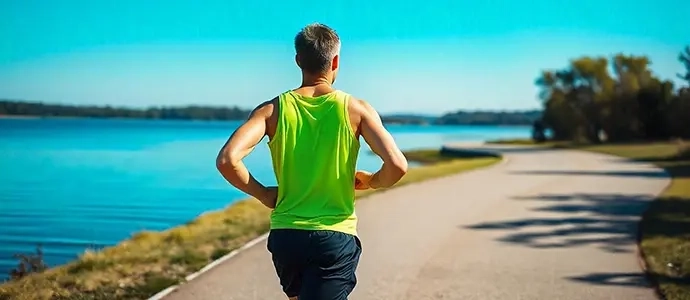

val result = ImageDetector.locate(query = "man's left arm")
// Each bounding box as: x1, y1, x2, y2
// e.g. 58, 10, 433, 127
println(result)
216, 100, 276, 208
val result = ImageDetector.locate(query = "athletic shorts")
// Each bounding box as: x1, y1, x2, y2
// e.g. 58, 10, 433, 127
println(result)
267, 228, 362, 300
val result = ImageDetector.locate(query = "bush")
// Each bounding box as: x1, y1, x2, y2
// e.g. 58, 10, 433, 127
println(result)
677, 140, 690, 159
9, 245, 48, 280
531, 120, 547, 143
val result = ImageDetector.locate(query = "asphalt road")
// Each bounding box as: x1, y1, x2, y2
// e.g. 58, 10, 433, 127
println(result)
162, 143, 670, 300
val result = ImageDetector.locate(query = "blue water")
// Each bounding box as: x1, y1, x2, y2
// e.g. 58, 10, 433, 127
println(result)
0, 118, 529, 278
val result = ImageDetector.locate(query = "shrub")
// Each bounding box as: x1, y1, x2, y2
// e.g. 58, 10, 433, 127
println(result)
677, 140, 690, 159
9, 245, 48, 280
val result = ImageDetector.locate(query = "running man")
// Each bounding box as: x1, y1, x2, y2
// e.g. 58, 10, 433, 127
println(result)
216, 23, 408, 300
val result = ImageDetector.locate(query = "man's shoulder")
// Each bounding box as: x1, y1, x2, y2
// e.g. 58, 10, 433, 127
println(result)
251, 97, 279, 118
335, 91, 362, 106
341, 94, 375, 114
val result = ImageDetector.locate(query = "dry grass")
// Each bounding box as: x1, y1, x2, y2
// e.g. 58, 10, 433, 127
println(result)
0, 199, 271, 300
678, 140, 690, 160
0, 149, 500, 300
396, 150, 498, 185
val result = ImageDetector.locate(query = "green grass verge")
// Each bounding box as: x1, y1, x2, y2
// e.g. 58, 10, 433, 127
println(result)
486, 138, 575, 148
0, 149, 500, 300
485, 138, 542, 145
490, 138, 690, 299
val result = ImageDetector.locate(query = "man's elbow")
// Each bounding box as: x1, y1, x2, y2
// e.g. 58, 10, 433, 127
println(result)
386, 155, 408, 181
216, 151, 240, 172
375, 158, 407, 189
392, 157, 408, 179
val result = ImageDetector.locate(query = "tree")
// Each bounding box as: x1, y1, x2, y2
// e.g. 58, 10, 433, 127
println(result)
535, 51, 689, 142
536, 70, 579, 140
535, 57, 612, 142
678, 46, 690, 86
607, 54, 659, 140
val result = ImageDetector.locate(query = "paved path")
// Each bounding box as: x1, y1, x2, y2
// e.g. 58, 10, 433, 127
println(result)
162, 143, 670, 300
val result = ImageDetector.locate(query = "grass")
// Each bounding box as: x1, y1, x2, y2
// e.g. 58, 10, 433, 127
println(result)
485, 138, 541, 145
490, 138, 690, 299
0, 149, 500, 300
486, 138, 575, 148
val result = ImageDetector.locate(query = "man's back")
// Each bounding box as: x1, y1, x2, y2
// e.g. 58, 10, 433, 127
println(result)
267, 88, 360, 236
215, 23, 407, 300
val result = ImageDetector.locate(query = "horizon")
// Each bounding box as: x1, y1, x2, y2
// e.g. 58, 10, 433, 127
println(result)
1, 0, 688, 114
0, 98, 544, 117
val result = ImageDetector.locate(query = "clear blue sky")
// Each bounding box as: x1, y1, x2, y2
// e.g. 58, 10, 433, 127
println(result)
1, 0, 688, 114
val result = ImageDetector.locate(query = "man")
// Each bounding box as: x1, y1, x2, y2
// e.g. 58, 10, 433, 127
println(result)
216, 23, 408, 300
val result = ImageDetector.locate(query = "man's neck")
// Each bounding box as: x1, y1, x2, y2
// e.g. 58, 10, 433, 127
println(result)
300, 72, 332, 88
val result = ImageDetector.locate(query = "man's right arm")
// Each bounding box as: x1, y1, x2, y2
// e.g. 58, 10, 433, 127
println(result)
358, 100, 408, 188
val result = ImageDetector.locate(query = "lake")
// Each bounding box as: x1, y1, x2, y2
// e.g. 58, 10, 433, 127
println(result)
0, 118, 529, 279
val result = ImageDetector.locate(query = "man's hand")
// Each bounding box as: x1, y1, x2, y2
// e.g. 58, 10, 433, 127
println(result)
355, 170, 373, 190
258, 186, 278, 209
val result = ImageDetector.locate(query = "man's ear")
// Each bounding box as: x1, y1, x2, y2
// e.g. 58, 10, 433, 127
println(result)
331, 54, 339, 71
295, 54, 301, 68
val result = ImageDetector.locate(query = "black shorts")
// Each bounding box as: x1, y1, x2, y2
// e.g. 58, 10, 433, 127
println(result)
267, 229, 362, 300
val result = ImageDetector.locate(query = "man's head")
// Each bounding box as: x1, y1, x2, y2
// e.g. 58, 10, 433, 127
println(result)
294, 23, 341, 82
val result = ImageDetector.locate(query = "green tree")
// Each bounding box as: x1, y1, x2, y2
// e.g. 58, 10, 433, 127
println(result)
606, 54, 657, 140
535, 57, 612, 141
536, 70, 578, 140
678, 46, 690, 86
535, 51, 688, 142
666, 47, 690, 138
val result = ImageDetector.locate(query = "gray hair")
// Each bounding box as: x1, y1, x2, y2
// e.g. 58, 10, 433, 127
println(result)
294, 23, 341, 73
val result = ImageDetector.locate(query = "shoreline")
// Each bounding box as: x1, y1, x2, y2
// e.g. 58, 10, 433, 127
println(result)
0, 115, 43, 119
0, 114, 535, 127
0, 148, 501, 300
0, 115, 245, 122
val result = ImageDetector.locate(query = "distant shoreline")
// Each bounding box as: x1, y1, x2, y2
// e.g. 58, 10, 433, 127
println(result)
0, 115, 42, 119
0, 100, 253, 122
0, 115, 91, 120
1, 100, 542, 126
0, 114, 246, 122
0, 115, 535, 127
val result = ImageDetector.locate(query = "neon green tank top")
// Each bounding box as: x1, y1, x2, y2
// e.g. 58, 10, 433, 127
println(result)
268, 90, 360, 236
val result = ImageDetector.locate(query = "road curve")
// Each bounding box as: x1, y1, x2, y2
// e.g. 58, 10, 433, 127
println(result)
162, 142, 670, 300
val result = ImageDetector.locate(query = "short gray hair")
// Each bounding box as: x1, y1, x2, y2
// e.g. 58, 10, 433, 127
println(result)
294, 23, 341, 73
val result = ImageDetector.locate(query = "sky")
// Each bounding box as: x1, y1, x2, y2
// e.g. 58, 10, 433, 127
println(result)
1, 0, 688, 114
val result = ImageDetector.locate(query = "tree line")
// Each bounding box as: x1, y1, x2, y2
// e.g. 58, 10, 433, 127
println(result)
435, 110, 541, 125
0, 100, 252, 121
380, 111, 541, 125
532, 46, 690, 143
1, 99, 542, 126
